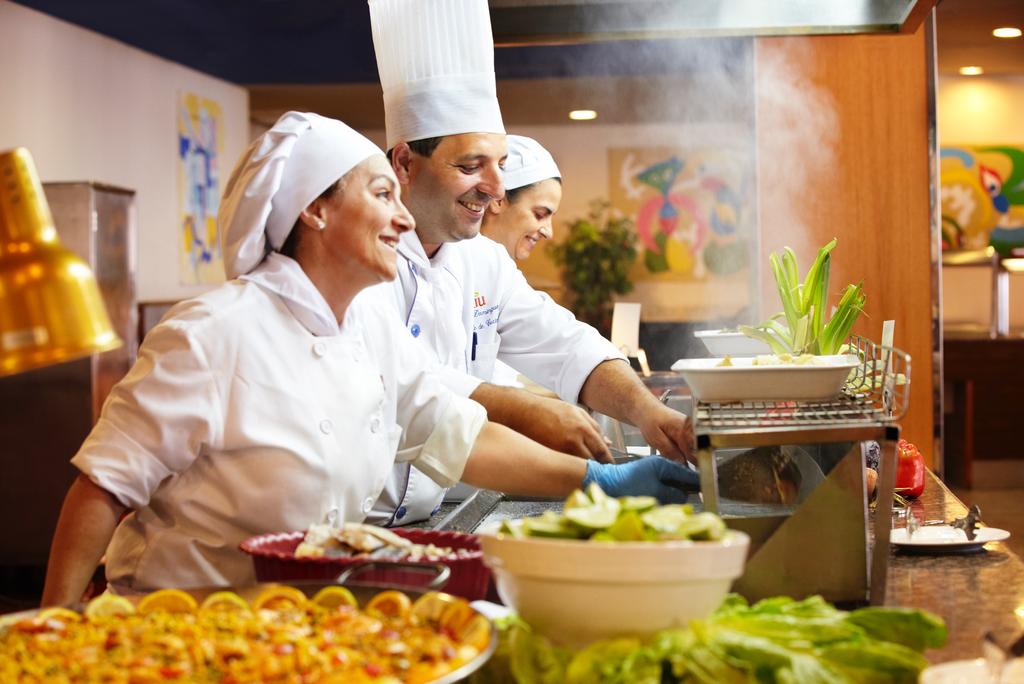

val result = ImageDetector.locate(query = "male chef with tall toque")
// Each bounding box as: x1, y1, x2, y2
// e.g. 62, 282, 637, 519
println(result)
365, 0, 699, 526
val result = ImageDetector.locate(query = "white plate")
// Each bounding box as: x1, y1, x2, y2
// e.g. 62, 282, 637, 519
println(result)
670, 354, 859, 402
890, 525, 1010, 552
921, 657, 1024, 683
694, 329, 771, 357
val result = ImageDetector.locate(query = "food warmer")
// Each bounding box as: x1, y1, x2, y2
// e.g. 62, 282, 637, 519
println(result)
430, 336, 910, 607
692, 335, 910, 605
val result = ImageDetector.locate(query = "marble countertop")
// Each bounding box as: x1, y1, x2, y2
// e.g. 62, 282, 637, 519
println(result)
884, 470, 1024, 663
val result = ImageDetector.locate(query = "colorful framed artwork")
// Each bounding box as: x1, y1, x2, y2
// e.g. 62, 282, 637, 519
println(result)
941, 145, 1024, 256
177, 91, 225, 284
608, 146, 756, 322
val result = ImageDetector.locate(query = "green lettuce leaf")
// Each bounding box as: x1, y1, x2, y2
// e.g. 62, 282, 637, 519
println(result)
845, 608, 947, 652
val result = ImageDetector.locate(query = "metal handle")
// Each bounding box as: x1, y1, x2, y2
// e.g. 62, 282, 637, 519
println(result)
334, 561, 451, 590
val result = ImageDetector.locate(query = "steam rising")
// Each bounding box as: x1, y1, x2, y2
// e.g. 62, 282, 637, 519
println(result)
503, 35, 840, 365
753, 39, 839, 318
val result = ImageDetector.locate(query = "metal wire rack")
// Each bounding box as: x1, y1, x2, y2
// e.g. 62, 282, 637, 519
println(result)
696, 335, 911, 431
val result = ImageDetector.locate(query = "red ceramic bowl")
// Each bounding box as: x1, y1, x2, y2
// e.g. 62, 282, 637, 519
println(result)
240, 528, 491, 600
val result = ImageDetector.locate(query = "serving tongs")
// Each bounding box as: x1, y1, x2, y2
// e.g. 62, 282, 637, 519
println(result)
905, 504, 983, 540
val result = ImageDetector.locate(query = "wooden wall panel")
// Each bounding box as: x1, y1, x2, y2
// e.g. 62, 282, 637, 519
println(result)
755, 27, 935, 463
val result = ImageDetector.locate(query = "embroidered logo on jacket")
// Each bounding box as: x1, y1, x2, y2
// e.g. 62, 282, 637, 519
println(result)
472, 289, 499, 332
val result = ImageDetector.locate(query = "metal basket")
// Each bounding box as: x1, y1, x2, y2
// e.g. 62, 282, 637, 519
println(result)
695, 335, 911, 432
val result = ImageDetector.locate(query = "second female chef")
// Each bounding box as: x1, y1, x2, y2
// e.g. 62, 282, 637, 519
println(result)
481, 134, 562, 263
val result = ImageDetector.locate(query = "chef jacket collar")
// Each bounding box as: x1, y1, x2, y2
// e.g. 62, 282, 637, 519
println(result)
396, 230, 460, 275
240, 253, 341, 337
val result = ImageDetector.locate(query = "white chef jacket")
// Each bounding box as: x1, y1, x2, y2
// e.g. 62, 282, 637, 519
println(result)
368, 232, 625, 526
73, 254, 485, 592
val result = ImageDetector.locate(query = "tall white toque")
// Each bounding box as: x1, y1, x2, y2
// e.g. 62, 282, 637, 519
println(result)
369, 0, 506, 150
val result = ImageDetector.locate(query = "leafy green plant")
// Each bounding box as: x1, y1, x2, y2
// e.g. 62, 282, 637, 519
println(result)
549, 201, 638, 335
741, 238, 866, 355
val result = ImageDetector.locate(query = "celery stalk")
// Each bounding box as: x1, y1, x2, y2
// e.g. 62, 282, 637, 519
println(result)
809, 256, 830, 353
800, 238, 837, 309
764, 319, 794, 347
769, 253, 800, 334
740, 325, 792, 354
821, 283, 865, 354
793, 315, 811, 354
781, 248, 802, 316
745, 238, 864, 358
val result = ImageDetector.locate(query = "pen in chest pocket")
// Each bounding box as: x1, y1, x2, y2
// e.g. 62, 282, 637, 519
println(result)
471, 332, 478, 361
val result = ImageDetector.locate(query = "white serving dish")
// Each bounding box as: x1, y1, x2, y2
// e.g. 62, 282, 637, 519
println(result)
694, 329, 771, 357
920, 657, 1024, 683
477, 524, 749, 647
670, 354, 859, 402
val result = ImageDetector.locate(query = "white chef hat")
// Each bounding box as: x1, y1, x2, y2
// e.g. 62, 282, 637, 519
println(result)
369, 0, 505, 150
502, 135, 561, 191
218, 111, 382, 278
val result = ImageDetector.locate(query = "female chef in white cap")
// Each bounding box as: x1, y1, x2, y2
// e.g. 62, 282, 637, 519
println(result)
42, 111, 697, 605
478, 134, 561, 390
481, 135, 562, 262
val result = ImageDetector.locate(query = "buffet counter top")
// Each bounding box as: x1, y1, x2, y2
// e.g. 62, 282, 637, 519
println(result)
885, 470, 1024, 663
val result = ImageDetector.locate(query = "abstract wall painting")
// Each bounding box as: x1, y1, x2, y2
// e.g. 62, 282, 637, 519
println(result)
941, 145, 1024, 257
177, 91, 225, 284
608, 146, 756, 321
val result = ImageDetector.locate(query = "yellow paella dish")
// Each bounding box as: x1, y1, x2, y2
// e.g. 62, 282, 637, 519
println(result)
0, 586, 492, 683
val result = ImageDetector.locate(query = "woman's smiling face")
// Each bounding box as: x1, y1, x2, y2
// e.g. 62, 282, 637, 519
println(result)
321, 154, 414, 284
483, 178, 562, 261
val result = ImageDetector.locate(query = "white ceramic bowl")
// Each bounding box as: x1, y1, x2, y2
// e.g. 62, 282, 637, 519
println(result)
670, 354, 859, 402
694, 329, 771, 357
920, 658, 1024, 683
477, 525, 749, 647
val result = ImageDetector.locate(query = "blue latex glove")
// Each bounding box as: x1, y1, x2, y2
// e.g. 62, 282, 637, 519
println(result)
582, 457, 700, 504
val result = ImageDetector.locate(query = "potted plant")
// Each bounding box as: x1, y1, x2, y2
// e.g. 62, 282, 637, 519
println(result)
549, 200, 638, 336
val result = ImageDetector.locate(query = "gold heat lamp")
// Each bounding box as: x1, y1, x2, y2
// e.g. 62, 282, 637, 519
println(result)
0, 148, 121, 376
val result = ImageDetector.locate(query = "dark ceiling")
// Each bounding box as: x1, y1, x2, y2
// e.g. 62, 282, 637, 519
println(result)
11, 0, 1024, 129
13, 0, 1024, 85
10, 0, 746, 85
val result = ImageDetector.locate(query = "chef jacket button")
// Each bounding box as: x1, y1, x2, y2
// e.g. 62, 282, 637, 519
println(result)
410, 323, 421, 338
396, 506, 407, 520
362, 497, 374, 514
370, 416, 382, 433
319, 419, 333, 434
312, 341, 326, 357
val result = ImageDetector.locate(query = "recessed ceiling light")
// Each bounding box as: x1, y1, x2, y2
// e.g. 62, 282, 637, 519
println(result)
992, 27, 1022, 38
959, 66, 984, 76
568, 110, 597, 121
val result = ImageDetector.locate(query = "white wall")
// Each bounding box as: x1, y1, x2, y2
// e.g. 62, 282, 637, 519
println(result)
937, 75, 1024, 331
938, 75, 1024, 145
0, 2, 249, 302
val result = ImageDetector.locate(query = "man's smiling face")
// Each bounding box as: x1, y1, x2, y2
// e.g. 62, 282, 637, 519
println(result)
400, 133, 508, 247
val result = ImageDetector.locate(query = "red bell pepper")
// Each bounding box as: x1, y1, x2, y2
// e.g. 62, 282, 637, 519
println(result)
895, 439, 926, 498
